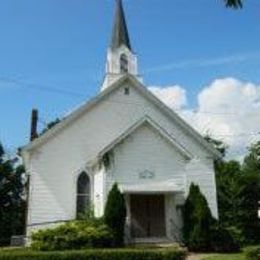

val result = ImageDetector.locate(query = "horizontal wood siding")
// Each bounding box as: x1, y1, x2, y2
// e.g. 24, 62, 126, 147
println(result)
25, 83, 218, 233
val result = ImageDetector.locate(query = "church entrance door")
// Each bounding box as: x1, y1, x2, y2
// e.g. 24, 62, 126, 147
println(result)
130, 194, 166, 238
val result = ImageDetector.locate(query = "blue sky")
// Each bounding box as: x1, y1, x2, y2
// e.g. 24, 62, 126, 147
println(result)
0, 0, 260, 153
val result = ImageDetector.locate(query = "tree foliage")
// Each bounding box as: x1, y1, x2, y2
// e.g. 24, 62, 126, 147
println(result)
240, 141, 260, 244
0, 143, 26, 246
104, 183, 126, 247
216, 161, 244, 227
243, 141, 260, 173
205, 135, 227, 157
225, 0, 243, 8
213, 139, 260, 245
40, 118, 61, 136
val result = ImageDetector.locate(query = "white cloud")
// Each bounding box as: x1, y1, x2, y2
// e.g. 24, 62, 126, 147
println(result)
149, 78, 260, 160
148, 85, 187, 110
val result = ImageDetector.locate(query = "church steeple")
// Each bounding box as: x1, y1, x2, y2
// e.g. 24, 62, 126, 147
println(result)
101, 0, 139, 91
111, 0, 132, 51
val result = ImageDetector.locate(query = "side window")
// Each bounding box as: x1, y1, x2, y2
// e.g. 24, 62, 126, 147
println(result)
76, 172, 90, 218
120, 54, 129, 73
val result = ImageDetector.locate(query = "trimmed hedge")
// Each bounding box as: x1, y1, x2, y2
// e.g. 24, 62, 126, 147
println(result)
245, 246, 260, 260
0, 248, 187, 260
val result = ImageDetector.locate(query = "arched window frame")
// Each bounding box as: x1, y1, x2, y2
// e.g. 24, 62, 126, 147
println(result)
120, 53, 129, 74
76, 171, 91, 218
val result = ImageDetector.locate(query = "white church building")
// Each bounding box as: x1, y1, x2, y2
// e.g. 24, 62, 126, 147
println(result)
22, 0, 220, 243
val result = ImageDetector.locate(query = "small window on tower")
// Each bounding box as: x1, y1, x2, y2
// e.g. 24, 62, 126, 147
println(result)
120, 54, 128, 73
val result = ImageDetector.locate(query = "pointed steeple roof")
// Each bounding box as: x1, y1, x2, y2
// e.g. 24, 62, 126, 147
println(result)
110, 0, 132, 51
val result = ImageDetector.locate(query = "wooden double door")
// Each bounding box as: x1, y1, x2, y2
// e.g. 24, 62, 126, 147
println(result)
130, 194, 166, 238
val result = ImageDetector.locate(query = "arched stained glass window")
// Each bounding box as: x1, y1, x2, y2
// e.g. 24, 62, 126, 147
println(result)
76, 172, 90, 218
120, 54, 129, 73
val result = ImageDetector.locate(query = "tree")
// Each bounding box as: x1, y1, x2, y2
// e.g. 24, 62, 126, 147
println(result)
225, 0, 243, 8
205, 137, 244, 227
40, 118, 61, 136
104, 183, 126, 247
207, 135, 247, 243
214, 159, 248, 245
216, 161, 244, 227
240, 141, 260, 244
213, 139, 260, 245
243, 141, 260, 173
0, 143, 26, 246
0, 144, 4, 161
204, 136, 259, 245
205, 135, 227, 157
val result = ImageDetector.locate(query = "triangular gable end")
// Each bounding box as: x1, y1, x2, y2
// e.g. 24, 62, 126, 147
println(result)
97, 116, 193, 161
125, 78, 222, 160
22, 74, 222, 160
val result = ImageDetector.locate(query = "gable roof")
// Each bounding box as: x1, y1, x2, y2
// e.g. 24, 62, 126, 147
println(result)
98, 116, 193, 161
22, 74, 222, 159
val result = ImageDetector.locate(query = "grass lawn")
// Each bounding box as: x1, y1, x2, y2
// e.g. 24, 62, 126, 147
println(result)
202, 245, 260, 260
202, 252, 245, 260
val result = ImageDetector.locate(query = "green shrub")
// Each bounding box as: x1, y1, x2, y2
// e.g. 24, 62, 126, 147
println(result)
0, 248, 187, 260
183, 184, 213, 252
31, 221, 114, 251
183, 183, 240, 253
104, 183, 126, 247
245, 246, 260, 260
183, 184, 197, 243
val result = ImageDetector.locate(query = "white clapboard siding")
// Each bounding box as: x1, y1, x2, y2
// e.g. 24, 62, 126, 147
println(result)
24, 80, 218, 234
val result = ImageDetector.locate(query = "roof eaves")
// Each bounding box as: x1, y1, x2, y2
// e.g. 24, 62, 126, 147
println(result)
126, 78, 223, 159
22, 75, 132, 153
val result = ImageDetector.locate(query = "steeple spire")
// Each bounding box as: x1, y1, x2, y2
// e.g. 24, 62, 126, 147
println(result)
101, 0, 139, 91
111, 0, 131, 51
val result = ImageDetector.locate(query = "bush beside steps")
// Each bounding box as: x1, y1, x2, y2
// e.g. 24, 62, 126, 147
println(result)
183, 183, 240, 253
30, 220, 113, 251
0, 248, 187, 260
